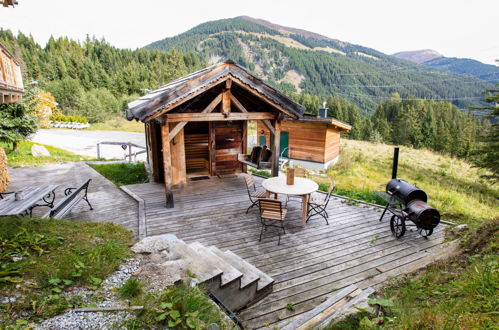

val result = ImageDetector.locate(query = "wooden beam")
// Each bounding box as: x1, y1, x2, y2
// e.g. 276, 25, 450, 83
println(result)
166, 112, 276, 122
160, 120, 174, 208
225, 78, 232, 89
230, 94, 248, 113
169, 123, 186, 186
260, 119, 275, 135
222, 89, 231, 117
271, 119, 281, 177
209, 122, 216, 175
241, 120, 248, 173
168, 94, 222, 141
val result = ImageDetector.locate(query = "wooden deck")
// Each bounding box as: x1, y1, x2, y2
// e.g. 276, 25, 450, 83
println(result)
8, 163, 139, 235
125, 174, 451, 329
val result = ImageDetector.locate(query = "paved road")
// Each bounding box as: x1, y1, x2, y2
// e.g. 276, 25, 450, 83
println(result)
29, 129, 147, 161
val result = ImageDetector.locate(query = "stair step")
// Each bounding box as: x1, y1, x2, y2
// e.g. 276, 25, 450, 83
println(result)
209, 246, 259, 289
189, 242, 243, 286
170, 240, 223, 283
225, 250, 274, 291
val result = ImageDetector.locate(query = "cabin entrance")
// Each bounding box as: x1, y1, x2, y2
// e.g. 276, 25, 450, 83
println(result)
184, 122, 210, 177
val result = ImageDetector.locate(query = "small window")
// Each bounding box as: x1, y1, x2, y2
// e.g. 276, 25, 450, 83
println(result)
259, 136, 266, 146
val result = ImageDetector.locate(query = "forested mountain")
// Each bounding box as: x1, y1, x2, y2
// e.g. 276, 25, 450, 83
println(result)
0, 29, 204, 122
393, 49, 499, 84
145, 16, 492, 113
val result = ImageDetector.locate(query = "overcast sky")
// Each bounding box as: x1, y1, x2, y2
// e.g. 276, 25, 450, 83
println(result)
1, 0, 497, 65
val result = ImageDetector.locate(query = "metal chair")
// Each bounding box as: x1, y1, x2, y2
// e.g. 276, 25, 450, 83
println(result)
285, 167, 307, 207
244, 174, 267, 213
307, 181, 335, 225
258, 198, 288, 245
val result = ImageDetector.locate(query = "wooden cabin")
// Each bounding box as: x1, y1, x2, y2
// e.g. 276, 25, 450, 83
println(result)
0, 43, 24, 103
257, 114, 351, 170
127, 60, 306, 207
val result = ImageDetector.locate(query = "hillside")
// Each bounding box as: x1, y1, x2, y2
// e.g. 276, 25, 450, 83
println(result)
392, 49, 443, 63
393, 49, 499, 84
145, 16, 492, 112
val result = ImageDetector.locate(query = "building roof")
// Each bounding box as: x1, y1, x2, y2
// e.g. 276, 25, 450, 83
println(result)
126, 60, 306, 122
1, 0, 18, 7
286, 114, 352, 131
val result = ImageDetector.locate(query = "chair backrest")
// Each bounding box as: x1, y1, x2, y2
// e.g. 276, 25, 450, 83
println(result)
324, 181, 336, 207
244, 174, 256, 190
258, 198, 282, 216
293, 167, 307, 177
250, 146, 263, 164
260, 149, 273, 162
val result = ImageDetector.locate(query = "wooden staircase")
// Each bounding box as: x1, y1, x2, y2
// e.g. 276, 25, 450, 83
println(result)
169, 239, 274, 312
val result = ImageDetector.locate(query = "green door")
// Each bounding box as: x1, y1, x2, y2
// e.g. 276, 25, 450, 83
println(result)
259, 135, 266, 147
269, 132, 289, 158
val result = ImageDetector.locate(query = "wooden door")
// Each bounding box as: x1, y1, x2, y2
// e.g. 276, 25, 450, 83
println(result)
213, 121, 243, 175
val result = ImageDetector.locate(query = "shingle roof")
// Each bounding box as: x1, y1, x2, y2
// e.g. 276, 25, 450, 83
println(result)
126, 60, 306, 122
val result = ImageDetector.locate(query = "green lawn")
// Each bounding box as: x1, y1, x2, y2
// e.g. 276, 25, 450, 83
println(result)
0, 216, 132, 326
88, 162, 149, 186
2, 141, 93, 167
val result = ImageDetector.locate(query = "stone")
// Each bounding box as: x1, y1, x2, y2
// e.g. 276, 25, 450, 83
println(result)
131, 234, 178, 254
450, 224, 469, 235
31, 144, 50, 157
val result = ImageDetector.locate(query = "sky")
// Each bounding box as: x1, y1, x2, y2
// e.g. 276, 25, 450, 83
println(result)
0, 0, 498, 65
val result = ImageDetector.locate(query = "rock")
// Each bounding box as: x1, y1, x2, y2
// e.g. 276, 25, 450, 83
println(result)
31, 144, 50, 157
451, 224, 469, 235
131, 234, 178, 254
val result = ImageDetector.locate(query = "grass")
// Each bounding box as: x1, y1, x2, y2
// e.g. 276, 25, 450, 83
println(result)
316, 139, 499, 229
2, 141, 94, 167
85, 117, 144, 133
89, 162, 149, 186
119, 277, 143, 300
326, 219, 499, 329
0, 216, 132, 325
122, 282, 232, 329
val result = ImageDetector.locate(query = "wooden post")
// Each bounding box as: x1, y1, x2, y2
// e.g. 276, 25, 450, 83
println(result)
271, 119, 281, 177
209, 122, 216, 175
241, 120, 248, 173
161, 119, 174, 208
169, 122, 187, 186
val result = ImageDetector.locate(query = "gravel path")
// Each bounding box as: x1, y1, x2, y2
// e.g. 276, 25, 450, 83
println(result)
35, 259, 141, 330
29, 129, 146, 161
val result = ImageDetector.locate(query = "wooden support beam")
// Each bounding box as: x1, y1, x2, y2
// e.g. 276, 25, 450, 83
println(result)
209, 122, 216, 175
169, 123, 186, 186
230, 94, 248, 113
167, 112, 276, 122
260, 119, 275, 135
160, 120, 174, 208
222, 89, 231, 117
271, 119, 281, 177
168, 94, 222, 141
241, 120, 248, 173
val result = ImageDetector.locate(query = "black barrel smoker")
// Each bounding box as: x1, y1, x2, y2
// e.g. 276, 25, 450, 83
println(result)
378, 148, 440, 238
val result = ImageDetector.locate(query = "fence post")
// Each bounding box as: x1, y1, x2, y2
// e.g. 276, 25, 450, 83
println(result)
97, 143, 100, 159
128, 143, 132, 163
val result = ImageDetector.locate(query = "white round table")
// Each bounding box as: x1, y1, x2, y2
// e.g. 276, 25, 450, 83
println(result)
262, 176, 319, 227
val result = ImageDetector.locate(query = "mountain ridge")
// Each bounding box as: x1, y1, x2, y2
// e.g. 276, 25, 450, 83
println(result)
145, 16, 492, 112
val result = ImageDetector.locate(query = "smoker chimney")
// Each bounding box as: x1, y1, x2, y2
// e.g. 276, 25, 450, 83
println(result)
318, 101, 328, 118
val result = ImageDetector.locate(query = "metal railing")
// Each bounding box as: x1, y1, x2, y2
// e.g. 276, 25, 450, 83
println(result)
96, 141, 147, 162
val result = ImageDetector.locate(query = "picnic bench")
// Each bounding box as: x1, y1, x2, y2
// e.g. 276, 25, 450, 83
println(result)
0, 185, 58, 216
43, 179, 93, 219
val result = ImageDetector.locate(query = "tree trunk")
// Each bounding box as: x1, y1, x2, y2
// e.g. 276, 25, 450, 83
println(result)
12, 141, 18, 152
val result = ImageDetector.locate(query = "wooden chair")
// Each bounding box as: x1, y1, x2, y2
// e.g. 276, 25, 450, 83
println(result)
286, 167, 307, 206
244, 174, 267, 213
307, 181, 336, 225
258, 198, 288, 245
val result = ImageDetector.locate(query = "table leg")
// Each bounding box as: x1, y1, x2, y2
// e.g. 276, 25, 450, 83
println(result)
301, 194, 309, 227
274, 193, 278, 199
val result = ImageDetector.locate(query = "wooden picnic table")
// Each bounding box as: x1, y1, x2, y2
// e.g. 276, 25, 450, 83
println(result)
0, 185, 58, 216
262, 176, 318, 227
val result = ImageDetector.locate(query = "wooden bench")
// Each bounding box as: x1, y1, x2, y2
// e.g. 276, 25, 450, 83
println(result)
43, 179, 93, 219
237, 145, 273, 170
